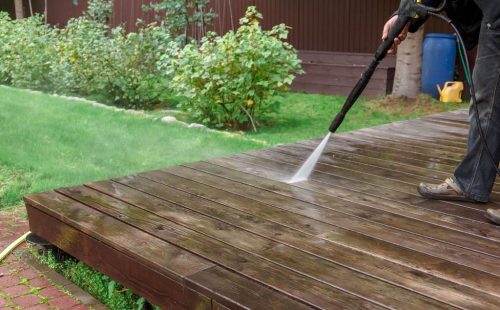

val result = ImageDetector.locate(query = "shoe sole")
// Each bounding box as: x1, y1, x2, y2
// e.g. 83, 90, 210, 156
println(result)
485, 212, 500, 225
417, 188, 477, 203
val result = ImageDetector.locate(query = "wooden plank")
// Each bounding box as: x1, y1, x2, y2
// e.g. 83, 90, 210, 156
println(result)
426, 113, 470, 124
203, 155, 500, 274
54, 186, 383, 309
294, 74, 391, 88
301, 63, 393, 79
243, 150, 500, 245
301, 131, 500, 195
25, 192, 214, 309
339, 132, 466, 163
360, 127, 467, 150
271, 141, 500, 201
26, 193, 312, 310
186, 266, 312, 310
346, 131, 473, 166
335, 125, 467, 154
291, 82, 388, 98
337, 116, 500, 194
298, 51, 396, 67
420, 118, 470, 129
61, 183, 450, 309
268, 143, 492, 221
295, 137, 500, 210
298, 135, 458, 171
301, 135, 463, 168
275, 142, 453, 183
136, 166, 500, 301
356, 128, 467, 154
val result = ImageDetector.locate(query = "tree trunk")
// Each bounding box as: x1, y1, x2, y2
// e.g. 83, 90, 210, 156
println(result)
14, 0, 24, 19
392, 27, 424, 98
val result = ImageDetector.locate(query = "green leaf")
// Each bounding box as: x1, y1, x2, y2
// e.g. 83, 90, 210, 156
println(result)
107, 280, 116, 298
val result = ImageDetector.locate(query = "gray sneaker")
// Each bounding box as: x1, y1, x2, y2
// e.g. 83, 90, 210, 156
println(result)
417, 178, 476, 202
485, 209, 500, 225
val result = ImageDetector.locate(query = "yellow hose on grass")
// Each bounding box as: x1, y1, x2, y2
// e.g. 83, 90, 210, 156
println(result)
0, 231, 30, 262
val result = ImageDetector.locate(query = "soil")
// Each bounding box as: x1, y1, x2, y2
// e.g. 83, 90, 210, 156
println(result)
365, 94, 465, 117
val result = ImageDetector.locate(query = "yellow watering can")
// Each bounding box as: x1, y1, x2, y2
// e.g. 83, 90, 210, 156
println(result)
437, 81, 463, 103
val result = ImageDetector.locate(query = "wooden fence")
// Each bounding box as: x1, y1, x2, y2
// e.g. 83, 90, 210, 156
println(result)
10, 0, 451, 53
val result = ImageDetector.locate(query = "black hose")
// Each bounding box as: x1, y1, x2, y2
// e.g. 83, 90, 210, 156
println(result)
429, 12, 500, 176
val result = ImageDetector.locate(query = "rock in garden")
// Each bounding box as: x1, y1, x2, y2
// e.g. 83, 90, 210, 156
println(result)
161, 116, 177, 123
126, 109, 145, 115
188, 123, 206, 129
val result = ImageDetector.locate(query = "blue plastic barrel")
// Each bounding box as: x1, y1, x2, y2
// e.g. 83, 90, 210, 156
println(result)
421, 33, 457, 99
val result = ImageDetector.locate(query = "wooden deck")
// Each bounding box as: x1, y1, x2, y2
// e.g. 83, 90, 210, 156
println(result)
25, 109, 500, 310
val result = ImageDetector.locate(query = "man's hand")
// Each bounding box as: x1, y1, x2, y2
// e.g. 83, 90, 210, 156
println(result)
382, 15, 410, 54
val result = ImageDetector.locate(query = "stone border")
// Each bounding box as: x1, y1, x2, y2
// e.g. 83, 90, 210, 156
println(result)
0, 85, 269, 146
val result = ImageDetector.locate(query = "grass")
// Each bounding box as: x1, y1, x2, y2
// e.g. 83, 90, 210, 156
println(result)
249, 92, 467, 144
32, 249, 159, 310
0, 86, 264, 209
0, 165, 33, 209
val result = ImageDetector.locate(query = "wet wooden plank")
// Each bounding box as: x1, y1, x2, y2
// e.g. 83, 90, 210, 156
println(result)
352, 129, 468, 155
55, 185, 383, 309
268, 143, 499, 211
181, 160, 498, 242
204, 156, 500, 274
360, 126, 467, 149
234, 151, 500, 257
185, 161, 500, 271
61, 183, 452, 309
136, 166, 500, 303
186, 266, 313, 310
245, 148, 499, 213
25, 192, 214, 309
301, 135, 463, 167
297, 136, 500, 202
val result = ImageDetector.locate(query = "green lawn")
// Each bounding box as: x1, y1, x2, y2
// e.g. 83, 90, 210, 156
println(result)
0, 86, 466, 210
0, 86, 264, 209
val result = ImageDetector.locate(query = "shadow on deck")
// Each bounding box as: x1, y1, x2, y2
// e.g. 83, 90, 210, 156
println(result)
25, 109, 500, 309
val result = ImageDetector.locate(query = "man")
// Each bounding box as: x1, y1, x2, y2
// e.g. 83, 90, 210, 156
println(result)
382, 0, 500, 224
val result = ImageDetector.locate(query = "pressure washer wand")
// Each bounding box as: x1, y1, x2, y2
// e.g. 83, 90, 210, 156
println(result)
329, 15, 411, 133
329, 0, 447, 133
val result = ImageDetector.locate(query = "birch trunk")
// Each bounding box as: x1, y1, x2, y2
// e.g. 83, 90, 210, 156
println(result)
392, 27, 424, 98
14, 0, 24, 19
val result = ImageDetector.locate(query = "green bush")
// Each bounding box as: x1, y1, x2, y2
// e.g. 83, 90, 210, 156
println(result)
0, 0, 178, 109
106, 22, 177, 108
171, 6, 303, 130
51, 16, 114, 96
0, 13, 57, 90
143, 0, 216, 45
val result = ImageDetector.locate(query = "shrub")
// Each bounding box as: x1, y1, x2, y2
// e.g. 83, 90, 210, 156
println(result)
87, 0, 113, 24
0, 13, 57, 90
51, 16, 114, 96
0, 0, 178, 109
143, 0, 216, 45
106, 22, 177, 108
171, 6, 303, 130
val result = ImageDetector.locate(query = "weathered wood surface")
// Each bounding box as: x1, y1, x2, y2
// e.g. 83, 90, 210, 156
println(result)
25, 109, 500, 309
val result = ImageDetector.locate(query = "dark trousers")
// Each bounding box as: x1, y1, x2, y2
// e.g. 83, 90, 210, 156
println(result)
454, 21, 500, 202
